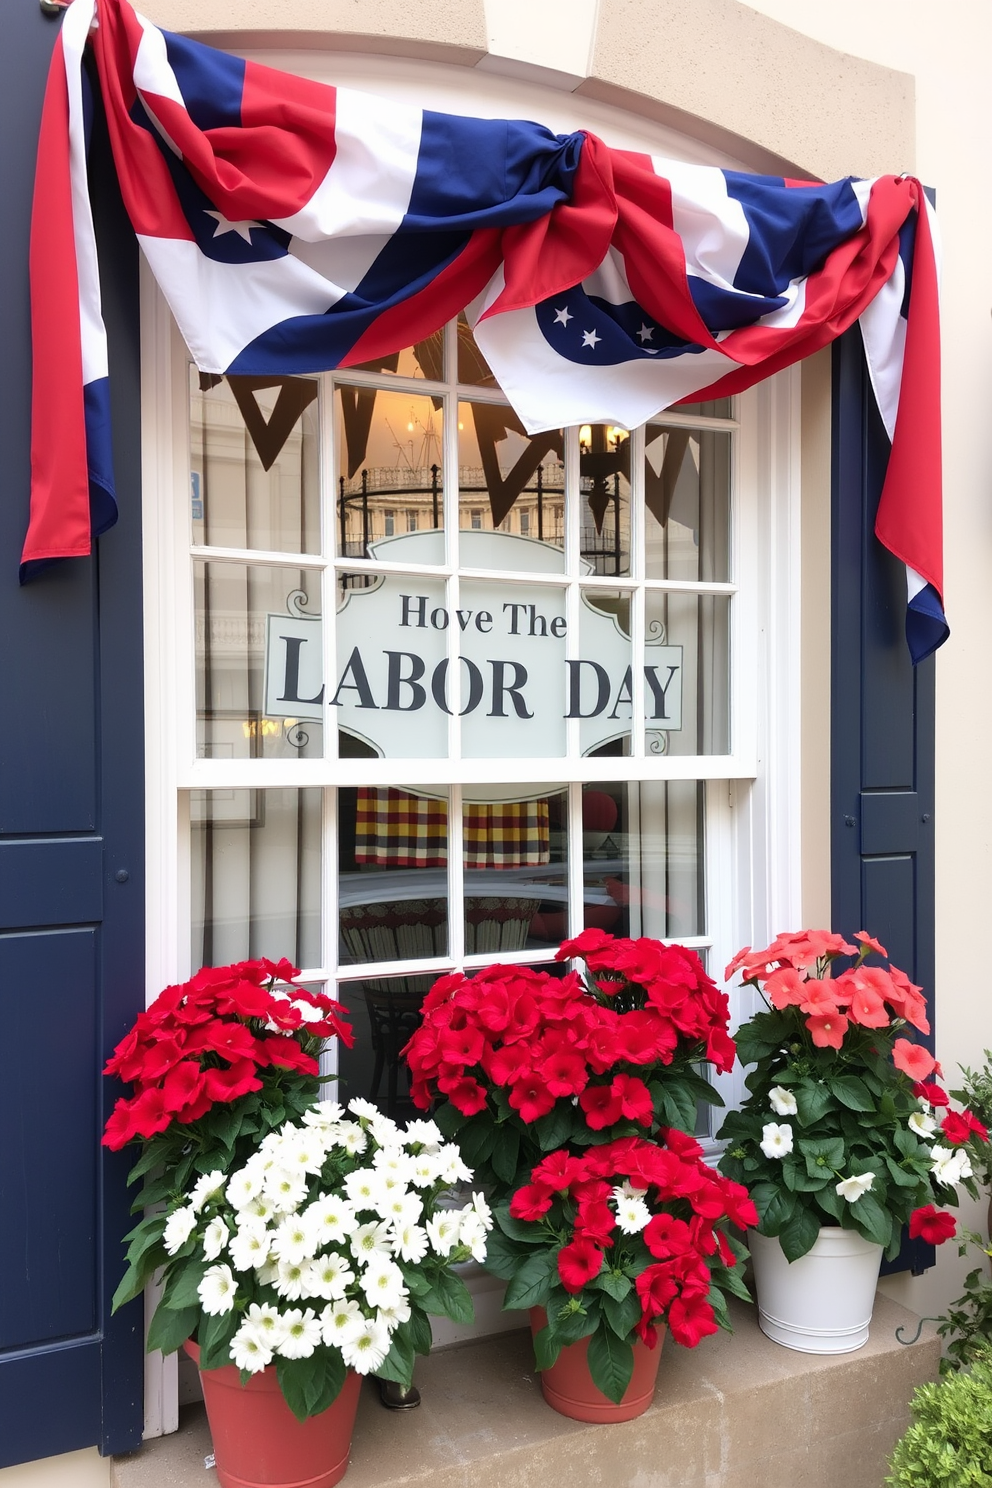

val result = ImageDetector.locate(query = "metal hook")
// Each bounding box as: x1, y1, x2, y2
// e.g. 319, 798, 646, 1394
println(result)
895, 1316, 941, 1346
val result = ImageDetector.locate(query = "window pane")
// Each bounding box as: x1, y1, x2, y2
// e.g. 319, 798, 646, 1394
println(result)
463, 787, 568, 953
190, 787, 322, 968
455, 313, 498, 388
338, 788, 449, 965
346, 337, 438, 381
335, 970, 433, 1119
195, 561, 323, 760
645, 592, 730, 755
334, 572, 448, 758
671, 398, 732, 419
579, 424, 630, 577
644, 424, 731, 581
581, 781, 704, 941
458, 401, 565, 566
334, 388, 443, 557
578, 589, 632, 757
458, 580, 568, 758
190, 370, 320, 553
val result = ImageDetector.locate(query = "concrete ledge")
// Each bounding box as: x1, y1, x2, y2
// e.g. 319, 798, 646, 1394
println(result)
113, 1294, 937, 1488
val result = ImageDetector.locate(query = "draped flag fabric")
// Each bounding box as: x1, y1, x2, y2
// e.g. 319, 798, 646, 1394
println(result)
26, 0, 947, 661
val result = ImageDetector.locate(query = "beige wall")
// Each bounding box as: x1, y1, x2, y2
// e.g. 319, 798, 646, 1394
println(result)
10, 2, 989, 1482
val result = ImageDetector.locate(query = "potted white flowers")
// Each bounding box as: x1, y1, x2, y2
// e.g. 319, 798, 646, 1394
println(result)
124, 1097, 492, 1488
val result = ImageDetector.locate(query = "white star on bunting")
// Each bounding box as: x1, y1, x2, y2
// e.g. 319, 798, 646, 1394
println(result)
553, 306, 573, 326
205, 210, 264, 242
581, 329, 601, 349
637, 323, 655, 342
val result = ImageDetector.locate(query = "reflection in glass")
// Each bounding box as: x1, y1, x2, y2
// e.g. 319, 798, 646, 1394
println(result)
456, 313, 498, 388
644, 424, 731, 581
671, 398, 732, 419
338, 789, 449, 966
463, 788, 568, 953
335, 972, 428, 1119
190, 370, 320, 553
581, 781, 704, 942
190, 787, 321, 968
195, 562, 323, 760
644, 592, 730, 756
458, 401, 565, 559
579, 424, 630, 576
335, 388, 443, 558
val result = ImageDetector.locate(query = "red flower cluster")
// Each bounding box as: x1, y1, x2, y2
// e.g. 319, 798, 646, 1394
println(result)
102, 959, 352, 1149
404, 933, 735, 1122
509, 1132, 757, 1349
909, 1204, 958, 1245
727, 930, 931, 1052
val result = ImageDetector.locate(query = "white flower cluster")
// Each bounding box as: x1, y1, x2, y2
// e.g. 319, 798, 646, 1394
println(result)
610, 1180, 651, 1235
163, 1098, 492, 1376
759, 1088, 799, 1160
929, 1144, 972, 1187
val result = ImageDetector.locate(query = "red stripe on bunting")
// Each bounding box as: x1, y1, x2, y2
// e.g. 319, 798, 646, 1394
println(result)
23, 33, 91, 568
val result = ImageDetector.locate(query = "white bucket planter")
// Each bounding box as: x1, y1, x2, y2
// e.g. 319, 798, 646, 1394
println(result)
748, 1225, 884, 1354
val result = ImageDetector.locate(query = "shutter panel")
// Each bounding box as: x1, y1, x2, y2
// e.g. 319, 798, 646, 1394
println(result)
831, 327, 936, 1276
0, 16, 144, 1464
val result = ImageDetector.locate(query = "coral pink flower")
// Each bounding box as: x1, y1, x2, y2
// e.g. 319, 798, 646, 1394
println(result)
854, 931, 888, 957
805, 1012, 849, 1049
892, 1039, 937, 1081
764, 968, 808, 1009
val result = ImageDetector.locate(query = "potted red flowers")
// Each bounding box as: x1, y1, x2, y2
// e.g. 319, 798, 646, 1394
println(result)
403, 929, 736, 1205
482, 1132, 756, 1419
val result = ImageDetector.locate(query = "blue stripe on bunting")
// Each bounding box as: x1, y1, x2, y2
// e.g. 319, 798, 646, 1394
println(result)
161, 31, 246, 132
723, 174, 865, 296
83, 377, 118, 537
906, 582, 949, 664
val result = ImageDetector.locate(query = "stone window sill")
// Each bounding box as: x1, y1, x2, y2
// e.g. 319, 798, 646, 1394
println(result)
112, 1295, 937, 1488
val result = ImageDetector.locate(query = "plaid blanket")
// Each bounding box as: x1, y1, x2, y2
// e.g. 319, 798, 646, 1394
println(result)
354, 789, 550, 869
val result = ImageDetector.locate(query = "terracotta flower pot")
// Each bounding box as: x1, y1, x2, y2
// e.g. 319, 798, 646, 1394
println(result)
185, 1340, 362, 1488
529, 1308, 664, 1423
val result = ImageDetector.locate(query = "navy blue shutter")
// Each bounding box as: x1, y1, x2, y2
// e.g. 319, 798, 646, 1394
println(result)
831, 327, 936, 1276
0, 13, 144, 1465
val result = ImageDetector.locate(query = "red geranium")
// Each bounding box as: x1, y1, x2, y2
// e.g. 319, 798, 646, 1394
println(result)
102, 959, 352, 1150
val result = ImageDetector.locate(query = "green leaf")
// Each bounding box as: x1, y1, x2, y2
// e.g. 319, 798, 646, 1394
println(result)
375, 1326, 416, 1389
123, 1213, 168, 1267
490, 1123, 521, 1186
602, 1292, 641, 1340
592, 1269, 632, 1302
799, 1136, 846, 1178
586, 1328, 634, 1405
885, 1155, 924, 1189
163, 1258, 209, 1310
277, 1357, 318, 1423
433, 1100, 468, 1138
503, 1249, 561, 1311
814, 1183, 844, 1223
196, 1306, 242, 1371
457, 1118, 497, 1169
408, 1307, 433, 1358
848, 1192, 892, 1249
111, 1243, 168, 1313
534, 1103, 575, 1152
532, 1324, 561, 1372
421, 1268, 475, 1325
757, 1187, 797, 1237
494, 1205, 546, 1244
778, 1205, 822, 1262
656, 1081, 699, 1134
828, 1075, 875, 1113
401, 1268, 431, 1298
552, 1302, 601, 1345
146, 1300, 200, 1358
794, 1082, 834, 1126
482, 1225, 526, 1281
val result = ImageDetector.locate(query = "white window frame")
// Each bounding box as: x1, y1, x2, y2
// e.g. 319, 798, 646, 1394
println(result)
138, 79, 804, 1437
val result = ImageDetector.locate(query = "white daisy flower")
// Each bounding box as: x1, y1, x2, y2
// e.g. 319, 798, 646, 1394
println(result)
163, 1205, 197, 1256
376, 1191, 423, 1229
256, 1260, 281, 1288
372, 1148, 417, 1182
309, 1251, 355, 1301
471, 1192, 493, 1230
198, 1264, 237, 1316
189, 1171, 228, 1214
835, 1172, 875, 1203
403, 1119, 442, 1150
320, 1299, 364, 1346
409, 1153, 444, 1188
759, 1122, 794, 1159
229, 1219, 271, 1273
226, 1166, 265, 1211
350, 1220, 393, 1265
278, 1133, 327, 1178
338, 1123, 368, 1157
263, 1168, 309, 1214
305, 1195, 359, 1246
229, 1322, 273, 1374
340, 1316, 391, 1374
273, 1257, 319, 1301
277, 1308, 324, 1360
437, 1148, 473, 1185
425, 1212, 461, 1257
202, 1216, 230, 1262
359, 1259, 406, 1311
344, 1169, 382, 1210
243, 1302, 287, 1349
347, 1098, 381, 1122
457, 1211, 489, 1262
768, 1086, 799, 1116
377, 1300, 412, 1330
368, 1114, 401, 1148
395, 1222, 429, 1265
302, 1101, 344, 1129
614, 1196, 652, 1235
242, 1194, 278, 1224
270, 1215, 317, 1267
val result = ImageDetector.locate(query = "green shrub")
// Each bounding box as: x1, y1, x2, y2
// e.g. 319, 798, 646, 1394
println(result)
886, 1351, 992, 1486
